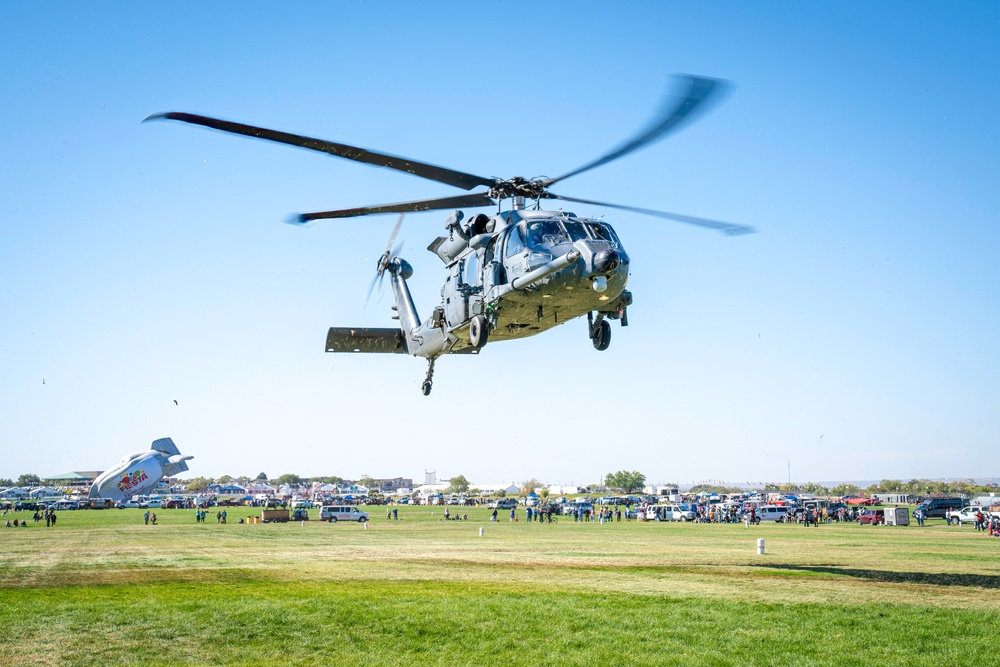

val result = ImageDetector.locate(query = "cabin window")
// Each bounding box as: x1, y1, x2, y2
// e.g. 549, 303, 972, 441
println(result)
463, 254, 479, 286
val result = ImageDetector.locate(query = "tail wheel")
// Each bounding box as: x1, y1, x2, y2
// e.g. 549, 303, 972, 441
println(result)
470, 314, 489, 349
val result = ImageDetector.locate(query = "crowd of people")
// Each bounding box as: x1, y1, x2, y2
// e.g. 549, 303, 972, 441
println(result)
968, 509, 1000, 537
3, 507, 58, 528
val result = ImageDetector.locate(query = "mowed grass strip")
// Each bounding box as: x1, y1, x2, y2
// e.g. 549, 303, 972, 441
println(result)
2, 579, 999, 667
2, 506, 1000, 665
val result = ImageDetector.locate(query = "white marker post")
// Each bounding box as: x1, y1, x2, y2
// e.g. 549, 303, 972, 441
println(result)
756, 538, 765, 555
479, 527, 484, 537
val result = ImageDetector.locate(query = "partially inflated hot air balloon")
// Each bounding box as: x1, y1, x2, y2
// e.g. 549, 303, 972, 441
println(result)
89, 438, 193, 502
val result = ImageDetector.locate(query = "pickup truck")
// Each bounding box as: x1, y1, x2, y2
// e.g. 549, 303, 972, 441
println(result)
946, 506, 1000, 526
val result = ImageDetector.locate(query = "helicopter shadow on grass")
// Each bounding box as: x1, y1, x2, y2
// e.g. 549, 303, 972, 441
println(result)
750, 564, 1000, 589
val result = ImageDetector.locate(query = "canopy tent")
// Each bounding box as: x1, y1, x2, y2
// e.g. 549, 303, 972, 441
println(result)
44, 471, 98, 483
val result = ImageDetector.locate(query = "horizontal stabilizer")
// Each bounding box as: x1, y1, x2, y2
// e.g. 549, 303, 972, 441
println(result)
163, 458, 190, 476
151, 437, 180, 456
326, 327, 408, 354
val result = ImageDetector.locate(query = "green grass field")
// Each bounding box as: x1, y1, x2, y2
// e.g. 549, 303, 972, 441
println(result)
2, 506, 999, 666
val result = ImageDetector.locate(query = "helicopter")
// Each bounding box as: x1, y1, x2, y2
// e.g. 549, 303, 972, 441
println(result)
146, 74, 754, 395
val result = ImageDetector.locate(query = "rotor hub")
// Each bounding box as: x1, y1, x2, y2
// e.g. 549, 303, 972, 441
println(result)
489, 177, 549, 202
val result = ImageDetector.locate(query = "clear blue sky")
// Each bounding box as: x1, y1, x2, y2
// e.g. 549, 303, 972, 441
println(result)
2, 3, 998, 487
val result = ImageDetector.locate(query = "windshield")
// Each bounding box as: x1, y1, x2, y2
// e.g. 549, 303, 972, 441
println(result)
518, 219, 622, 249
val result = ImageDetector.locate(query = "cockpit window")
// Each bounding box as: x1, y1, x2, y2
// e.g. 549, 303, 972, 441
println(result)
563, 221, 590, 242
585, 222, 620, 247
524, 220, 565, 248
505, 225, 526, 258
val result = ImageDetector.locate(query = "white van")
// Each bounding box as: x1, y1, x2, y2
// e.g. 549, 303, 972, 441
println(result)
320, 505, 369, 523
645, 505, 695, 522
757, 505, 789, 523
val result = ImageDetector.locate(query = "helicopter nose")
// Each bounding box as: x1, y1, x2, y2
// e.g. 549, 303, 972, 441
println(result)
593, 249, 620, 273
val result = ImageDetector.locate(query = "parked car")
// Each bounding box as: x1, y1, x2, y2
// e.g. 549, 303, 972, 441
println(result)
145, 499, 166, 509
858, 509, 885, 525
116, 500, 142, 509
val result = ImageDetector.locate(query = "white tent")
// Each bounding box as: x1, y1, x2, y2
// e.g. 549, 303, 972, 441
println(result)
248, 483, 276, 493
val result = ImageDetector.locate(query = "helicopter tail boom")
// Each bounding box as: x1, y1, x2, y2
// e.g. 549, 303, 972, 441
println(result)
325, 328, 408, 354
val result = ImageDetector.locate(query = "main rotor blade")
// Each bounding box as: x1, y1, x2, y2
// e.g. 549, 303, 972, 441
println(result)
547, 193, 755, 236
144, 112, 494, 191
294, 192, 496, 223
542, 75, 732, 188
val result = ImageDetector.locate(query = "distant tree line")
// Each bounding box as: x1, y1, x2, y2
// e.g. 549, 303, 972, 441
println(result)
760, 479, 998, 497
4, 471, 996, 498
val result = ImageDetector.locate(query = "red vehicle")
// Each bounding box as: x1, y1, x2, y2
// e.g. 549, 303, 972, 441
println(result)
858, 509, 885, 525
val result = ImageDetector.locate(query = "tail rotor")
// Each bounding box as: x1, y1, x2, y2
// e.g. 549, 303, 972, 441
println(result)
364, 213, 405, 310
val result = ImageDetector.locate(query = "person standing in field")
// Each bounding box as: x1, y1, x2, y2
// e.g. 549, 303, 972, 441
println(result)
143, 511, 149, 526
393, 507, 398, 520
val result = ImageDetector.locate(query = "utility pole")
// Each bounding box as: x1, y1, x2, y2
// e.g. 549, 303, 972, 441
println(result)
787, 461, 791, 486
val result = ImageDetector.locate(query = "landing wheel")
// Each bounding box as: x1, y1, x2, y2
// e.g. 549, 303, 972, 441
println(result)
592, 319, 611, 351
421, 381, 432, 396
469, 314, 489, 349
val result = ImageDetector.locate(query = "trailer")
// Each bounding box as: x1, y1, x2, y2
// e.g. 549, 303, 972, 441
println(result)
260, 509, 290, 523
884, 506, 910, 526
